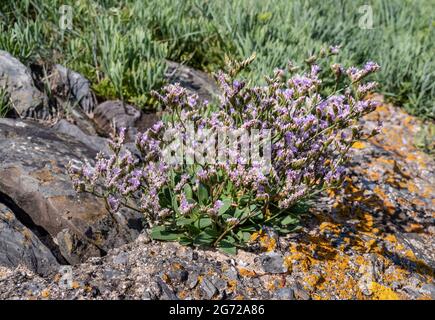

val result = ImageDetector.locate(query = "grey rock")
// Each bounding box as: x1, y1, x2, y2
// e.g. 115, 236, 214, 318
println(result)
0, 203, 59, 276
224, 267, 238, 281
90, 286, 100, 297
49, 64, 96, 115
397, 232, 435, 270
0, 118, 144, 264
212, 277, 227, 291
402, 285, 422, 299
136, 232, 151, 244
0, 50, 49, 118
293, 283, 310, 300
192, 251, 199, 260
274, 288, 295, 300
51, 119, 110, 154
93, 100, 160, 142
66, 106, 99, 136
419, 283, 435, 299
179, 270, 189, 282
168, 269, 189, 283
260, 252, 286, 273
165, 60, 219, 102
200, 276, 218, 299
187, 270, 200, 289
113, 252, 129, 265
157, 278, 178, 300
103, 268, 123, 280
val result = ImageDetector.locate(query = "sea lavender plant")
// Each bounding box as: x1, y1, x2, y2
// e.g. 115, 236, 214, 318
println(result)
67, 48, 381, 253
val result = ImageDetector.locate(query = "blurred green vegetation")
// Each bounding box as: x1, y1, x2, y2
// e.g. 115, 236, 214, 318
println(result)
0, 86, 12, 117
0, 0, 433, 117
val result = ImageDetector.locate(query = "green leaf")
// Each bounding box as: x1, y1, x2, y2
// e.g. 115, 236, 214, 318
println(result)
195, 217, 213, 229
193, 230, 216, 246
150, 225, 182, 241
240, 225, 257, 232
238, 194, 250, 206
198, 183, 209, 205
234, 207, 251, 220
277, 225, 302, 234
159, 187, 172, 208
225, 180, 234, 193
218, 198, 232, 215
176, 217, 194, 226
242, 232, 251, 243
280, 215, 298, 226
183, 184, 193, 199
179, 236, 193, 246
218, 237, 237, 255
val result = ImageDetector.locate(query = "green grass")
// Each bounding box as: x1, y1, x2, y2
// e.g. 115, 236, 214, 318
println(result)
0, 0, 433, 117
0, 86, 12, 117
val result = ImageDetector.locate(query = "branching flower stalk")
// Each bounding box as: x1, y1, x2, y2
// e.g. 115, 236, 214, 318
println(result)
67, 47, 381, 252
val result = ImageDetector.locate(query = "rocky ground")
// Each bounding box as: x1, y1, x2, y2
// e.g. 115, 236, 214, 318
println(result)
0, 50, 433, 300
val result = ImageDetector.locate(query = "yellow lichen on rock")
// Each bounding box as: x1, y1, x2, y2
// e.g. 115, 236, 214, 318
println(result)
369, 282, 401, 300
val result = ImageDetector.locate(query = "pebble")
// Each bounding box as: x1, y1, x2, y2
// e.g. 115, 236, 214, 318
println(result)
200, 277, 217, 299
274, 288, 295, 300
260, 252, 286, 273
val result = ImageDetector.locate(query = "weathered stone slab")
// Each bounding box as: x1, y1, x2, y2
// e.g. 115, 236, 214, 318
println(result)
0, 118, 144, 264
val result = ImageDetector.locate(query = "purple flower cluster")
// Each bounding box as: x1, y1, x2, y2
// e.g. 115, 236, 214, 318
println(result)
67, 49, 381, 243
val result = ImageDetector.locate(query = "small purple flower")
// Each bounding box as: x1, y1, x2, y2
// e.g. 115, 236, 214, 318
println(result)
364, 61, 380, 73
107, 195, 120, 212
213, 200, 223, 212
311, 65, 321, 76
128, 177, 140, 190
283, 88, 294, 100
151, 121, 164, 133
179, 193, 195, 215
329, 45, 340, 55
188, 96, 197, 108
82, 165, 93, 178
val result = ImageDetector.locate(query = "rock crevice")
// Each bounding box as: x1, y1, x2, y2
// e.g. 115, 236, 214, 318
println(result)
0, 191, 69, 266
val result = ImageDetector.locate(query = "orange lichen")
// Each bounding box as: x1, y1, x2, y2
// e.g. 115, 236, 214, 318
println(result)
266, 281, 276, 291
238, 268, 257, 277
178, 290, 188, 299
41, 289, 50, 298
250, 230, 277, 252
404, 223, 424, 233
352, 141, 366, 149
162, 273, 171, 284
303, 273, 323, 289
370, 282, 401, 300
373, 186, 396, 214
227, 280, 237, 293
407, 181, 419, 194
172, 262, 183, 270
53, 273, 61, 283
383, 266, 409, 285
319, 221, 341, 234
